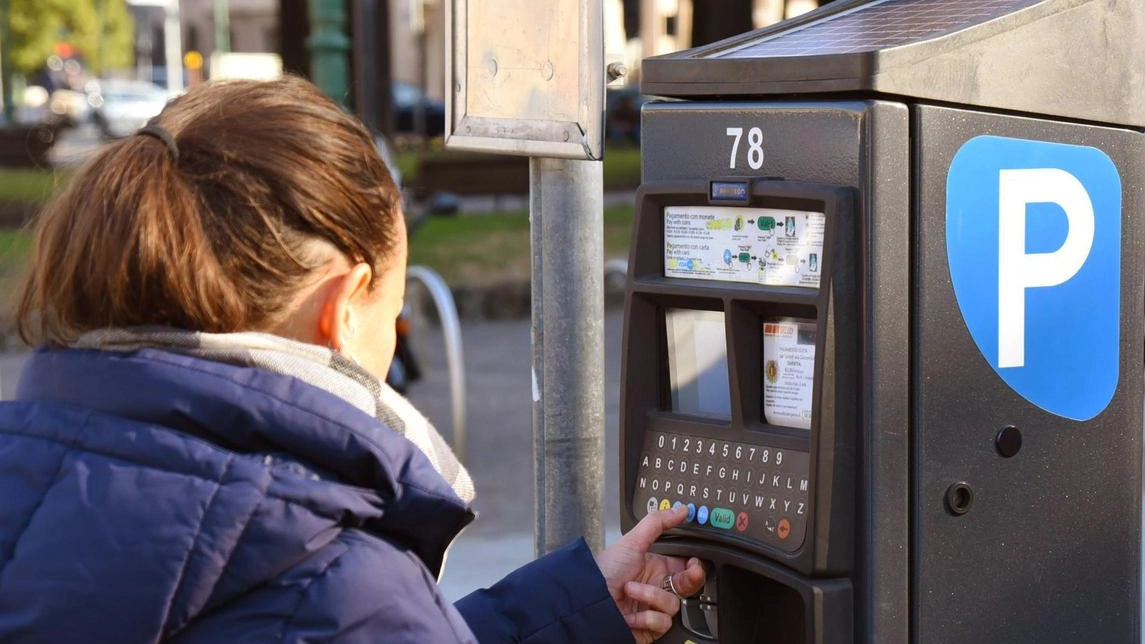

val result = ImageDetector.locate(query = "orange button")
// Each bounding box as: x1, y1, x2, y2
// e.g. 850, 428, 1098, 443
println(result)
777, 518, 791, 540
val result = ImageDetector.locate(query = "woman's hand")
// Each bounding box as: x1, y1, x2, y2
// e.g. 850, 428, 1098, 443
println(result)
595, 505, 706, 643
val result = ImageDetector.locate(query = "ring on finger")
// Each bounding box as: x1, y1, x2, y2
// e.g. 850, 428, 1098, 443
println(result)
660, 573, 686, 600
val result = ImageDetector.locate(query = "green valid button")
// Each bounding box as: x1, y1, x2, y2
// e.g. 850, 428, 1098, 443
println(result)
709, 507, 735, 529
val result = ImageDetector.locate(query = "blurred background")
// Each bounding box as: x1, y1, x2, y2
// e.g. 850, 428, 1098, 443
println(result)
0, 0, 839, 316
0, 0, 837, 595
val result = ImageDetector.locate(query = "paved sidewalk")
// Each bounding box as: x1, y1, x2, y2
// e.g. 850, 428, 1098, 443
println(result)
438, 526, 624, 602
410, 312, 627, 600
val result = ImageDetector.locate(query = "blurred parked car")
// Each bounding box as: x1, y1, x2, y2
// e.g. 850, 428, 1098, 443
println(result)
392, 81, 445, 137
14, 86, 87, 129
88, 80, 175, 139
49, 89, 91, 127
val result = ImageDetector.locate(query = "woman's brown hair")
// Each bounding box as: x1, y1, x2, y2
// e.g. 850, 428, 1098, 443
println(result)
16, 75, 401, 345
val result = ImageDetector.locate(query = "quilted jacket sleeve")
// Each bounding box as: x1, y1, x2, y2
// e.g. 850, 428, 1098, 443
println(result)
455, 539, 634, 644
170, 529, 478, 644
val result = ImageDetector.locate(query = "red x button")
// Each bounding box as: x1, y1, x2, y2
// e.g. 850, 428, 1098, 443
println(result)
736, 512, 749, 532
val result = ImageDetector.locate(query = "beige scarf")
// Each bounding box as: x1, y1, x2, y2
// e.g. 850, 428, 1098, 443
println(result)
73, 328, 476, 503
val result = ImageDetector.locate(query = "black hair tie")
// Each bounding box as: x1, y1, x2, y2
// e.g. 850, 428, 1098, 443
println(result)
136, 119, 179, 162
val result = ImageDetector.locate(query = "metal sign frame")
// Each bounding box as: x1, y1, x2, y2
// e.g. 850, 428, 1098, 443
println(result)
445, 0, 604, 160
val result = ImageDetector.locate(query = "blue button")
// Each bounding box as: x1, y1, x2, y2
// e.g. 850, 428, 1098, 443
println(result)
697, 505, 709, 525
673, 501, 684, 512
686, 503, 696, 523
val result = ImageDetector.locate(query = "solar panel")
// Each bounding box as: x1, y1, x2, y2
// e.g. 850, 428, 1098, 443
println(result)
713, 0, 1046, 59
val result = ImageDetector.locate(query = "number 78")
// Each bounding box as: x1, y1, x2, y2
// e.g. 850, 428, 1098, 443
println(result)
726, 127, 765, 170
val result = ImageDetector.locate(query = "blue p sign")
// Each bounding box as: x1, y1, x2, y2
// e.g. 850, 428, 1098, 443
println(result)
946, 136, 1121, 421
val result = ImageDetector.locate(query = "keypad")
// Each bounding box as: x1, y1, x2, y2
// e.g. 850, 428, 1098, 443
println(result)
632, 431, 809, 551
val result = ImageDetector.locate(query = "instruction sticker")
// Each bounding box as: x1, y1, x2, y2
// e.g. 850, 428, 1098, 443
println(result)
763, 319, 816, 430
664, 206, 825, 288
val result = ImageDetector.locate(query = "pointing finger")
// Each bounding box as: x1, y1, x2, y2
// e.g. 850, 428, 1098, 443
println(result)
623, 505, 689, 553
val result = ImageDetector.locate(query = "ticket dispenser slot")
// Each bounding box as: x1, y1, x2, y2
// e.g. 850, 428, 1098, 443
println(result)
620, 180, 857, 643
657, 540, 852, 643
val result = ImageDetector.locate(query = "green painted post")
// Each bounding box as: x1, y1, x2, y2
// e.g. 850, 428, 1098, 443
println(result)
214, 0, 231, 53
0, 0, 13, 125
307, 0, 350, 106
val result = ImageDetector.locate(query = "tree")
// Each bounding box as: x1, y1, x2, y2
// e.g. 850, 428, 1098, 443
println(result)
7, 0, 134, 77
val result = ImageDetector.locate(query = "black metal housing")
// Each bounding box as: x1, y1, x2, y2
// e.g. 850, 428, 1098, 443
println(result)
622, 1, 1145, 642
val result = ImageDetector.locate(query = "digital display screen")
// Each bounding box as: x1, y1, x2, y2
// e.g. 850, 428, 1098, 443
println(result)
710, 181, 750, 202
664, 206, 825, 288
763, 318, 816, 430
666, 309, 731, 419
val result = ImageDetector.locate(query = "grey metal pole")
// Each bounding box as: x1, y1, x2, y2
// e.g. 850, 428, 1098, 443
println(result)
530, 162, 547, 558
530, 156, 606, 555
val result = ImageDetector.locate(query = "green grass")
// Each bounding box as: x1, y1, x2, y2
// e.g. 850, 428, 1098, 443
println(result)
409, 205, 634, 285
0, 205, 633, 315
602, 145, 641, 190
0, 152, 641, 290
0, 229, 32, 327
0, 146, 640, 206
395, 144, 641, 189
393, 152, 420, 182
0, 229, 32, 274
602, 205, 636, 257
0, 169, 69, 205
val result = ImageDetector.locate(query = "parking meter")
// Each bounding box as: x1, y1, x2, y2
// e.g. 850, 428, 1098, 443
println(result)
619, 1, 1145, 642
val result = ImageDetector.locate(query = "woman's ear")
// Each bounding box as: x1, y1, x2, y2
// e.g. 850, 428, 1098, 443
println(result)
318, 263, 373, 351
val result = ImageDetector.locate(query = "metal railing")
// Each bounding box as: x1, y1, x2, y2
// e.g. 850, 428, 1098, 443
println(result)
604, 258, 629, 291
406, 265, 467, 462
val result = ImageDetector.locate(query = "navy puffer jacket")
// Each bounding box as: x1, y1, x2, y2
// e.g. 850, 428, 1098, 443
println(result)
0, 347, 632, 643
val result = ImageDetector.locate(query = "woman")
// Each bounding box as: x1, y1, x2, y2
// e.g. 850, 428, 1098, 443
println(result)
0, 76, 703, 643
